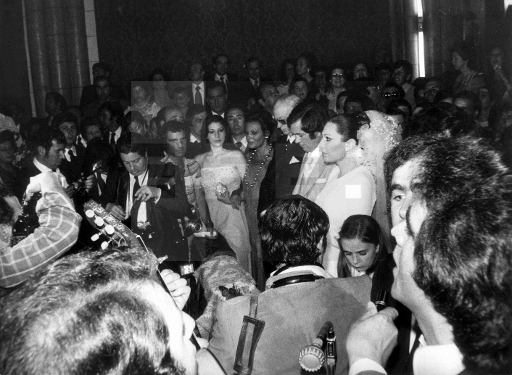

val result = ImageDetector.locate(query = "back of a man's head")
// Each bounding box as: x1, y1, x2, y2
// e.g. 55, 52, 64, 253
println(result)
407, 135, 512, 373
0, 248, 187, 375
259, 195, 329, 265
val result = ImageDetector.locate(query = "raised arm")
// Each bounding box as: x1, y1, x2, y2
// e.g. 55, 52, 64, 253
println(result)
1, 172, 81, 288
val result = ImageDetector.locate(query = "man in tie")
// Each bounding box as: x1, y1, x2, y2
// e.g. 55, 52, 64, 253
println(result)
205, 53, 241, 101
206, 81, 229, 118
258, 94, 305, 213
99, 101, 125, 149
54, 112, 87, 188
346, 135, 512, 375
242, 57, 272, 107
105, 133, 189, 261
289, 102, 335, 202
205, 53, 239, 85
226, 105, 247, 152
189, 62, 206, 106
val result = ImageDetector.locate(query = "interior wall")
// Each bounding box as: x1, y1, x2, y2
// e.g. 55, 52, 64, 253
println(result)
94, 0, 392, 86
0, 0, 31, 116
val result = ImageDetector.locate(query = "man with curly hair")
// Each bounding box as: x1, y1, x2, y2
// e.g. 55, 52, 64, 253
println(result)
198, 195, 372, 375
347, 135, 512, 375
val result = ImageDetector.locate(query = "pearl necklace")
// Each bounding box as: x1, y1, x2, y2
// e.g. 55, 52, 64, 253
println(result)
243, 146, 272, 187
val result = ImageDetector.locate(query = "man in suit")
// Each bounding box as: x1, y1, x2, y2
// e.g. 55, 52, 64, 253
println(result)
204, 53, 239, 86
206, 81, 229, 118
258, 94, 304, 213
184, 104, 208, 159
83, 76, 128, 118
17, 128, 70, 201
346, 135, 512, 375
44, 92, 66, 128
197, 196, 372, 375
289, 101, 335, 202
205, 53, 243, 102
226, 105, 247, 152
242, 57, 272, 107
79, 62, 126, 110
99, 101, 125, 150
104, 133, 189, 261
54, 112, 87, 187
189, 62, 206, 106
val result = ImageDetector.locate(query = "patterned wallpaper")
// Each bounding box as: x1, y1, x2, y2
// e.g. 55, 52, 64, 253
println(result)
95, 0, 391, 85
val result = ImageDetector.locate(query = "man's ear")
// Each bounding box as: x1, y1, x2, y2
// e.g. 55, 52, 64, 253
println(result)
314, 131, 322, 139
406, 73, 412, 82
375, 244, 380, 254
345, 138, 357, 151
37, 145, 46, 157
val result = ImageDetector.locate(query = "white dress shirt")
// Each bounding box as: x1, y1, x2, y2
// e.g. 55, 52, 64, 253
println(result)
33, 157, 68, 188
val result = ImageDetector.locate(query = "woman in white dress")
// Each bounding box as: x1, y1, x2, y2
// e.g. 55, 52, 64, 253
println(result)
195, 115, 251, 272
315, 114, 376, 276
358, 110, 402, 252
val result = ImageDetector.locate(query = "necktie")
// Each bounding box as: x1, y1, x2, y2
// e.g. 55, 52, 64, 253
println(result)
133, 176, 140, 202
253, 79, 259, 89
195, 86, 202, 105
236, 141, 243, 150
67, 149, 76, 163
110, 132, 116, 147
220, 76, 225, 84
406, 322, 422, 375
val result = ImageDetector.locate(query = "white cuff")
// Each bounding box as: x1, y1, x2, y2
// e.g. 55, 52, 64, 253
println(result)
349, 358, 387, 375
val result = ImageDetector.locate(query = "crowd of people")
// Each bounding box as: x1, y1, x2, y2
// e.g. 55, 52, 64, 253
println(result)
0, 40, 511, 375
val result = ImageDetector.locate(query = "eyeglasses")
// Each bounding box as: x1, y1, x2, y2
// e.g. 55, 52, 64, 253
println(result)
276, 119, 287, 125
383, 92, 400, 98
331, 74, 345, 78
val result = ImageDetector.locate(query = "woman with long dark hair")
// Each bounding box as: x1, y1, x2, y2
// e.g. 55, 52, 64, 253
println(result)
195, 115, 251, 273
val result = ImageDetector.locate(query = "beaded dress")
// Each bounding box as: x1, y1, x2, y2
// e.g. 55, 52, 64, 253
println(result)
200, 160, 251, 273
243, 147, 272, 288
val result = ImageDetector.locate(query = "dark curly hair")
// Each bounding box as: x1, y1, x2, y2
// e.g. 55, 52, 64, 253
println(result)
259, 195, 329, 266
410, 135, 512, 373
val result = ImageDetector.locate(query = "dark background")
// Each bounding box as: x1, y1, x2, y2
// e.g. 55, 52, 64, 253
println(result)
94, 0, 391, 82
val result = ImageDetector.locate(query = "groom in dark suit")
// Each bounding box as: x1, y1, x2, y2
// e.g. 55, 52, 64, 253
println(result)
103, 133, 189, 260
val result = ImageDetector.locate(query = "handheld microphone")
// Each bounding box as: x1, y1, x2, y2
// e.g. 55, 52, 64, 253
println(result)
298, 321, 333, 372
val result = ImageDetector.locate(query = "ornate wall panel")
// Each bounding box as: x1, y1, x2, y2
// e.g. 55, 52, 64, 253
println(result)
94, 0, 391, 84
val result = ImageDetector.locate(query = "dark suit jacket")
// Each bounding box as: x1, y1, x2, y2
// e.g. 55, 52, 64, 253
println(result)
203, 274, 371, 375
79, 84, 126, 109
204, 73, 249, 106
104, 162, 189, 259
59, 143, 86, 185
16, 161, 43, 201
185, 140, 208, 159
258, 135, 304, 213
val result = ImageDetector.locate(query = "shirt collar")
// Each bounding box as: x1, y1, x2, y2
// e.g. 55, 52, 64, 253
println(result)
265, 264, 333, 290
309, 145, 321, 159
190, 133, 201, 143
414, 343, 464, 375
215, 73, 227, 82
33, 157, 52, 173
